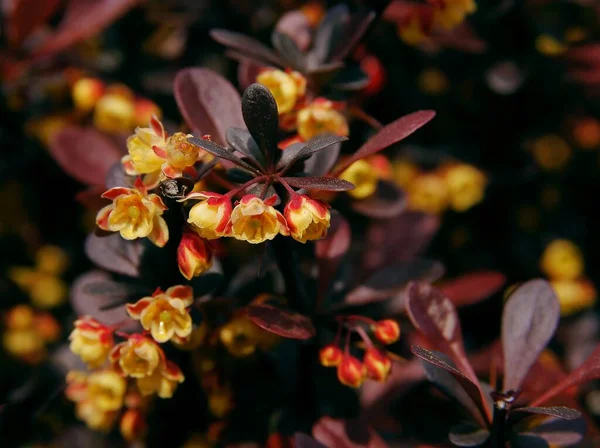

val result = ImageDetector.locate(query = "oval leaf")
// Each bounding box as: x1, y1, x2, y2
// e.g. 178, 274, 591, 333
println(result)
282, 176, 354, 191
303, 142, 341, 176
293, 433, 327, 448
271, 31, 305, 71
8, 0, 61, 46
85, 233, 144, 278
502, 279, 560, 392
449, 424, 490, 447
187, 136, 258, 173
174, 68, 244, 146
512, 406, 581, 421
247, 304, 315, 340
522, 416, 586, 446
226, 127, 265, 166
315, 212, 351, 262
275, 11, 312, 51
210, 29, 283, 67
282, 133, 348, 171
333, 110, 436, 176
312, 417, 388, 448
241, 83, 280, 163
440, 271, 506, 307
351, 181, 406, 218
49, 126, 123, 186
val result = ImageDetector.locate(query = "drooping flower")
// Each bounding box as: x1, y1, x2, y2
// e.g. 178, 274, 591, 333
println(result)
540, 239, 584, 281
339, 159, 379, 200
438, 163, 487, 212
109, 334, 165, 378
230, 195, 289, 244
219, 312, 279, 357
96, 179, 169, 247
136, 360, 185, 398
154, 132, 202, 178
256, 68, 307, 114
337, 355, 366, 388
123, 115, 168, 176
69, 316, 114, 369
185, 192, 233, 239
363, 347, 392, 382
297, 98, 349, 141
126, 285, 194, 343
319, 344, 343, 367
284, 195, 331, 243
120, 409, 147, 442
372, 320, 400, 345
177, 228, 213, 280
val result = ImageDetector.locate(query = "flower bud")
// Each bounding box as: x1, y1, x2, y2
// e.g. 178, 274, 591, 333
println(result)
72, 77, 105, 112
134, 98, 162, 128
93, 93, 135, 134
337, 355, 366, 388
339, 159, 378, 199
186, 192, 233, 239
363, 347, 392, 382
284, 195, 330, 243
297, 98, 349, 141
120, 409, 147, 442
319, 344, 343, 367
372, 320, 400, 345
177, 228, 213, 280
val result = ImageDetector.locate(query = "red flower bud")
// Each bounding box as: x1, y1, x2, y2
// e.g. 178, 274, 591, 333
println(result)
337, 355, 365, 388
363, 347, 392, 382
120, 409, 147, 442
177, 228, 213, 280
372, 319, 400, 345
319, 344, 343, 367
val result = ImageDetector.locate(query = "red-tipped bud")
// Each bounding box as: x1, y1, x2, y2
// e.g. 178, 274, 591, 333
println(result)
134, 98, 162, 127
177, 228, 213, 280
372, 319, 400, 345
120, 409, 147, 442
319, 344, 343, 367
337, 355, 366, 388
72, 77, 105, 111
363, 347, 392, 382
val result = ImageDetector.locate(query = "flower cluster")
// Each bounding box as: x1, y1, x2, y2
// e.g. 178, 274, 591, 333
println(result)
540, 239, 597, 316
71, 77, 161, 134
319, 318, 400, 388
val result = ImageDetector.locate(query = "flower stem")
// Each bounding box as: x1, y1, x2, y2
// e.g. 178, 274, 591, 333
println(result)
489, 402, 507, 448
225, 175, 268, 198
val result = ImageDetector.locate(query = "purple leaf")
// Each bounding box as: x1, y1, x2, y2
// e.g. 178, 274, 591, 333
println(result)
512, 406, 581, 420
275, 11, 312, 51
247, 304, 315, 340
282, 176, 354, 191
293, 433, 327, 448
342, 260, 444, 307
187, 136, 259, 173
226, 127, 264, 166
502, 279, 560, 392
351, 181, 406, 218
85, 233, 144, 278
241, 83, 279, 162
439, 271, 506, 307
333, 110, 436, 176
7, 0, 61, 46
310, 4, 350, 66
237, 58, 264, 91
271, 31, 305, 71
330, 10, 376, 61
174, 68, 244, 146
312, 417, 388, 448
448, 424, 490, 447
210, 29, 284, 68
105, 162, 132, 189
303, 142, 341, 176
49, 126, 123, 186
282, 133, 348, 170
412, 345, 490, 426
315, 212, 351, 262
32, 0, 141, 57
520, 417, 586, 446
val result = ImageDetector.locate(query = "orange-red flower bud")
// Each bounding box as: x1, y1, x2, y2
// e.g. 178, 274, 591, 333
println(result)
120, 409, 147, 441
72, 77, 105, 112
177, 228, 213, 280
363, 347, 392, 382
372, 319, 400, 345
337, 355, 366, 388
134, 98, 162, 128
319, 344, 343, 367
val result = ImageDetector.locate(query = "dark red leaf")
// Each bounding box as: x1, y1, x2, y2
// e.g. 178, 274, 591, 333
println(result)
7, 0, 61, 46
210, 29, 284, 68
49, 126, 124, 186
330, 10, 376, 61
412, 345, 490, 426
502, 279, 560, 392
32, 0, 141, 57
271, 31, 305, 71
275, 11, 312, 52
333, 110, 436, 176
241, 83, 280, 163
282, 176, 354, 191
174, 68, 245, 146
312, 417, 388, 448
281, 133, 348, 170
448, 424, 489, 447
237, 58, 264, 91
512, 406, 581, 420
303, 142, 342, 176
247, 304, 315, 340
520, 417, 586, 446
315, 212, 351, 262
75, 186, 110, 212
342, 260, 444, 307
439, 271, 506, 307
351, 181, 406, 218
310, 5, 350, 66
294, 433, 327, 448
85, 233, 144, 278
188, 136, 258, 173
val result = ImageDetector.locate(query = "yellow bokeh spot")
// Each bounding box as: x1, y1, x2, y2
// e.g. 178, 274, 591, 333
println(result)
535, 35, 567, 56
540, 239, 584, 281
406, 172, 450, 214
530, 134, 572, 171
339, 159, 379, 200
418, 69, 449, 96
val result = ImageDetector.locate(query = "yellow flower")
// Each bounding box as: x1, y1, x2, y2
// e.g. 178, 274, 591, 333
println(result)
392, 158, 420, 187
398, 14, 429, 46
406, 172, 450, 214
418, 68, 449, 95
540, 239, 584, 281
432, 0, 477, 31
136, 360, 185, 398
109, 334, 165, 378
439, 163, 487, 212
4, 304, 35, 330
209, 387, 234, 418
120, 409, 147, 442
535, 35, 567, 56
35, 245, 68, 275
256, 68, 306, 114
69, 316, 114, 369
86, 370, 127, 411
177, 228, 213, 280
134, 98, 162, 127
96, 180, 169, 247
125, 116, 168, 175
551, 279, 597, 316
297, 99, 349, 141
185, 192, 233, 239
126, 285, 194, 343
230, 195, 289, 244
75, 400, 117, 432
3, 328, 46, 362
71, 77, 105, 112
220, 313, 278, 357
339, 159, 378, 199
93, 93, 136, 134
160, 132, 200, 177
284, 195, 331, 243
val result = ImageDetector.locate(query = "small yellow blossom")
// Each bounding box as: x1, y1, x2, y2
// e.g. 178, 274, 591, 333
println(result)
75, 400, 118, 432
124, 115, 168, 175
540, 239, 584, 281
551, 279, 597, 316
35, 245, 69, 275
208, 387, 234, 418
185, 192, 233, 240
219, 313, 279, 357
257, 69, 306, 114
136, 360, 185, 398
93, 93, 136, 133
406, 172, 450, 214
230, 195, 289, 244
69, 316, 114, 369
432, 0, 477, 31
284, 195, 331, 243
297, 99, 349, 141
109, 334, 165, 378
126, 285, 194, 343
438, 163, 487, 212
535, 35, 567, 56
71, 77, 105, 112
530, 135, 572, 171
418, 68, 449, 95
398, 14, 429, 46
392, 158, 420, 187
339, 159, 379, 199
86, 370, 127, 411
